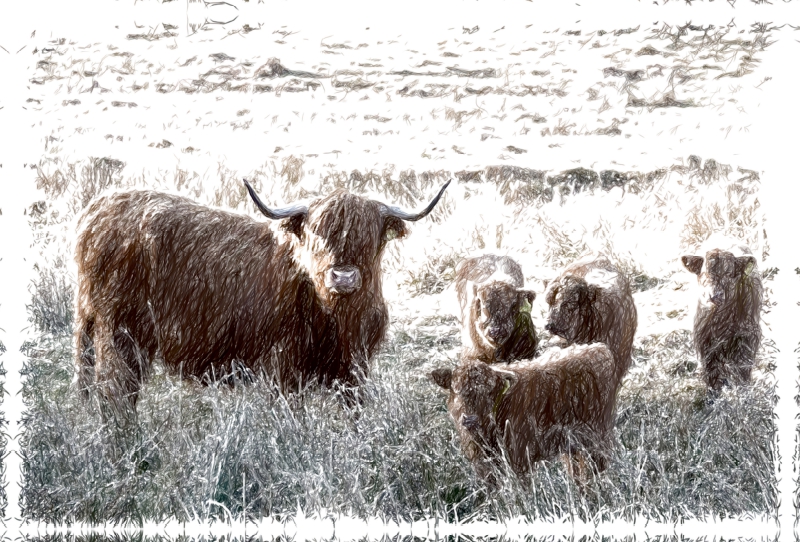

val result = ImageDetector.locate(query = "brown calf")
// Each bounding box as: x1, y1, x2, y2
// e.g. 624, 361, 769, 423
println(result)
544, 254, 638, 387
455, 255, 538, 364
430, 344, 616, 482
682, 245, 762, 391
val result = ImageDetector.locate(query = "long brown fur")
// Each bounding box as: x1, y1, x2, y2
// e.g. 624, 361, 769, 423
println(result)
543, 254, 638, 388
74, 186, 446, 414
682, 245, 762, 391
430, 343, 616, 482
454, 255, 538, 363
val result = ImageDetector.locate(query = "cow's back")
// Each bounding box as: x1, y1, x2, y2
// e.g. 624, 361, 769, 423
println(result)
76, 191, 160, 318
554, 254, 638, 382
497, 343, 616, 468
76, 190, 291, 379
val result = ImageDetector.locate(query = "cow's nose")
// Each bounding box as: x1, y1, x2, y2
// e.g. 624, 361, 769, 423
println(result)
326, 266, 362, 294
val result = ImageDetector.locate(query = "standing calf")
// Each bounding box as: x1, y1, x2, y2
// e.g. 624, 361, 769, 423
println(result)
544, 254, 638, 387
682, 245, 762, 391
430, 343, 616, 482
455, 255, 538, 363
74, 180, 450, 416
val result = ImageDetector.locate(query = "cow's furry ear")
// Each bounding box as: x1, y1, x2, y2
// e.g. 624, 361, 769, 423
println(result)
736, 255, 757, 276
281, 214, 306, 238
682, 255, 704, 275
383, 217, 408, 242
429, 368, 453, 390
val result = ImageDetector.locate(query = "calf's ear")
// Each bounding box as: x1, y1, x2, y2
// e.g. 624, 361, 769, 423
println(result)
429, 368, 453, 390
736, 255, 756, 276
681, 255, 704, 275
518, 290, 535, 313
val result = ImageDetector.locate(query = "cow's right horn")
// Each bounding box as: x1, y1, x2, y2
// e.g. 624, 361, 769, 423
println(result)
381, 180, 451, 222
243, 179, 308, 220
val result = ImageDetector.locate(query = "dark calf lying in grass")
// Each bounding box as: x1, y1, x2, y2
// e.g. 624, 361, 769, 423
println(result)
455, 255, 538, 364
544, 254, 638, 388
430, 343, 616, 483
682, 245, 762, 392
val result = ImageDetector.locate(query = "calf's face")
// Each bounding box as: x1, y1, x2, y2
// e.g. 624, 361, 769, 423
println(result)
544, 276, 598, 342
682, 249, 756, 308
430, 361, 517, 462
471, 282, 536, 349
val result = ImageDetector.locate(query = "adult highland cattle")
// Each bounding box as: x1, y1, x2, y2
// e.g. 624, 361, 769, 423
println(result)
682, 244, 762, 391
544, 254, 638, 387
74, 179, 450, 415
455, 255, 538, 364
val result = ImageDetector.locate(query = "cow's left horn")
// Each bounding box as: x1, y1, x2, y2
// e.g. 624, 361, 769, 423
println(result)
243, 179, 308, 220
380, 180, 451, 222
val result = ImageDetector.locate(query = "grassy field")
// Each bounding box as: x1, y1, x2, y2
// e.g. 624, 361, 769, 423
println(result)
21, 155, 776, 524
18, 16, 781, 525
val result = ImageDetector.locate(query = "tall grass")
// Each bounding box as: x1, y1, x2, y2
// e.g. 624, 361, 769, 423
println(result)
19, 155, 776, 524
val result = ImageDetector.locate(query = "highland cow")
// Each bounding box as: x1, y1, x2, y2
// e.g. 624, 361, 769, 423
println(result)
430, 343, 616, 482
544, 254, 638, 387
682, 245, 762, 391
74, 179, 450, 415
455, 255, 538, 364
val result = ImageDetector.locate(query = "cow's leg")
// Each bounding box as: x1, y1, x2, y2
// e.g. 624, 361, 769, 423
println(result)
701, 347, 727, 392
561, 451, 587, 489
93, 318, 142, 424
730, 334, 757, 385
589, 433, 611, 474
561, 452, 589, 487
338, 358, 369, 409
113, 326, 151, 408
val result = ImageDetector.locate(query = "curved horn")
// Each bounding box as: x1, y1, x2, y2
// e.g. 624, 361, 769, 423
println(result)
381, 180, 451, 222
243, 179, 308, 220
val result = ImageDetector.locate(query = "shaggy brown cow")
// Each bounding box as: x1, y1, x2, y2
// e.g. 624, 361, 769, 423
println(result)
544, 254, 637, 387
455, 255, 538, 363
430, 343, 616, 482
682, 245, 762, 391
74, 180, 450, 415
